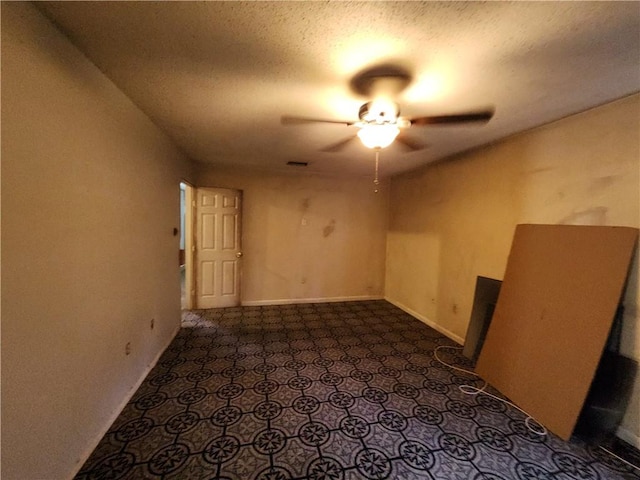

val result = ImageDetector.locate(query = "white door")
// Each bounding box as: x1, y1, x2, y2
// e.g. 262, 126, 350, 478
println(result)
195, 187, 242, 308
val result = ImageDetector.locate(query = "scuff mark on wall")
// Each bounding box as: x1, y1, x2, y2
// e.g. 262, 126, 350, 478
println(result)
526, 166, 555, 175
323, 219, 336, 238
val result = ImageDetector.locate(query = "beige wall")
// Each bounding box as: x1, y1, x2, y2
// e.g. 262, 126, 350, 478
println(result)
1, 4, 192, 479
195, 166, 389, 304
2, 4, 638, 476
386, 94, 640, 444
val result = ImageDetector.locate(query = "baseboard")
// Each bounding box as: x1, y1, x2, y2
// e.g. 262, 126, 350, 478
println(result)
385, 297, 464, 345
69, 324, 181, 479
616, 425, 640, 449
241, 295, 384, 307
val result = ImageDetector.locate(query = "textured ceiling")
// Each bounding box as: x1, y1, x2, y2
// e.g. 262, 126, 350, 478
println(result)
38, 1, 640, 178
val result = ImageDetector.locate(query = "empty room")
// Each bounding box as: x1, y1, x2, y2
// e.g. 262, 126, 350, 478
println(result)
2, 2, 639, 479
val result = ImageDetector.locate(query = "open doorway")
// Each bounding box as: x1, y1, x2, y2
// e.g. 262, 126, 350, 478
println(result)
180, 181, 194, 309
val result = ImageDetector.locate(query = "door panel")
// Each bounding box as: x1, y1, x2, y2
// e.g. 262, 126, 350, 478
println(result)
195, 188, 242, 308
201, 261, 215, 296
222, 214, 237, 250
221, 261, 237, 295
202, 214, 216, 249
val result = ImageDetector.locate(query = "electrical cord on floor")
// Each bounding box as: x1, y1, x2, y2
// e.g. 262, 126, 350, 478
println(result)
435, 346, 640, 472
599, 446, 640, 472
433, 345, 547, 436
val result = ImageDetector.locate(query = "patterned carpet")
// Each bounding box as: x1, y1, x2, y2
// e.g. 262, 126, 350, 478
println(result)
76, 300, 640, 479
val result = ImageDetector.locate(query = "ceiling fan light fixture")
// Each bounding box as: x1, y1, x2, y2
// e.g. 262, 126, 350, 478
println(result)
357, 123, 400, 149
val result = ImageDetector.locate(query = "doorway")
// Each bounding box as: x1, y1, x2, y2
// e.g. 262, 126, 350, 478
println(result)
180, 181, 194, 310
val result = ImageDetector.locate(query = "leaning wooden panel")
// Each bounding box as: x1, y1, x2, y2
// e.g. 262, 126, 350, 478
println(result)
475, 224, 638, 440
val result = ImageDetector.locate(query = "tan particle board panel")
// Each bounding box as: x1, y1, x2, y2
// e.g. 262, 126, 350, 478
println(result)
475, 224, 638, 440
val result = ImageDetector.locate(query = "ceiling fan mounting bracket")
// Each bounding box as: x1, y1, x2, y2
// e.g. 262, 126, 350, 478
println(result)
350, 65, 413, 97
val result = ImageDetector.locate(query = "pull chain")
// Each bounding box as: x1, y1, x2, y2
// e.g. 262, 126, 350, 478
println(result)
374, 148, 380, 193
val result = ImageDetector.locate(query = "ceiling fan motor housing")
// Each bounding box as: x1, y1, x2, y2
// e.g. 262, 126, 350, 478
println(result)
359, 101, 400, 124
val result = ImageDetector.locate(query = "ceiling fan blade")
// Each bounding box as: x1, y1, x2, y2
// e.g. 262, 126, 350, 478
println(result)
281, 115, 356, 126
409, 108, 495, 126
396, 134, 428, 152
320, 135, 358, 152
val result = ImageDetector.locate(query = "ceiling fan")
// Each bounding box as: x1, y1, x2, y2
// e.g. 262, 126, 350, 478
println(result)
281, 99, 495, 152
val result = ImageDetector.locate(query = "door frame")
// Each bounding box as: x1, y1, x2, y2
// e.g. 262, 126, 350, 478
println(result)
181, 181, 195, 310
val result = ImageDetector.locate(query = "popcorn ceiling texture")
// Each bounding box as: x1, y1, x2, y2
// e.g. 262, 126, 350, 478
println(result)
38, 1, 640, 177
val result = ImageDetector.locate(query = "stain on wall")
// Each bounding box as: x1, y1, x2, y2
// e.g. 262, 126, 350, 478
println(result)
589, 175, 618, 193
323, 219, 336, 238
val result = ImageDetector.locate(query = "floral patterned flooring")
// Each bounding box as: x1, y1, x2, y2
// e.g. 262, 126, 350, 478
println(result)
76, 300, 640, 479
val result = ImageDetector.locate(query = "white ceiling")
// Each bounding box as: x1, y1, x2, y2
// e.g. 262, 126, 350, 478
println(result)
38, 1, 640, 178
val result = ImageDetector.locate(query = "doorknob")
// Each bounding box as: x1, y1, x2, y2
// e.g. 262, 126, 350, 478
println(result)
236, 252, 243, 258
